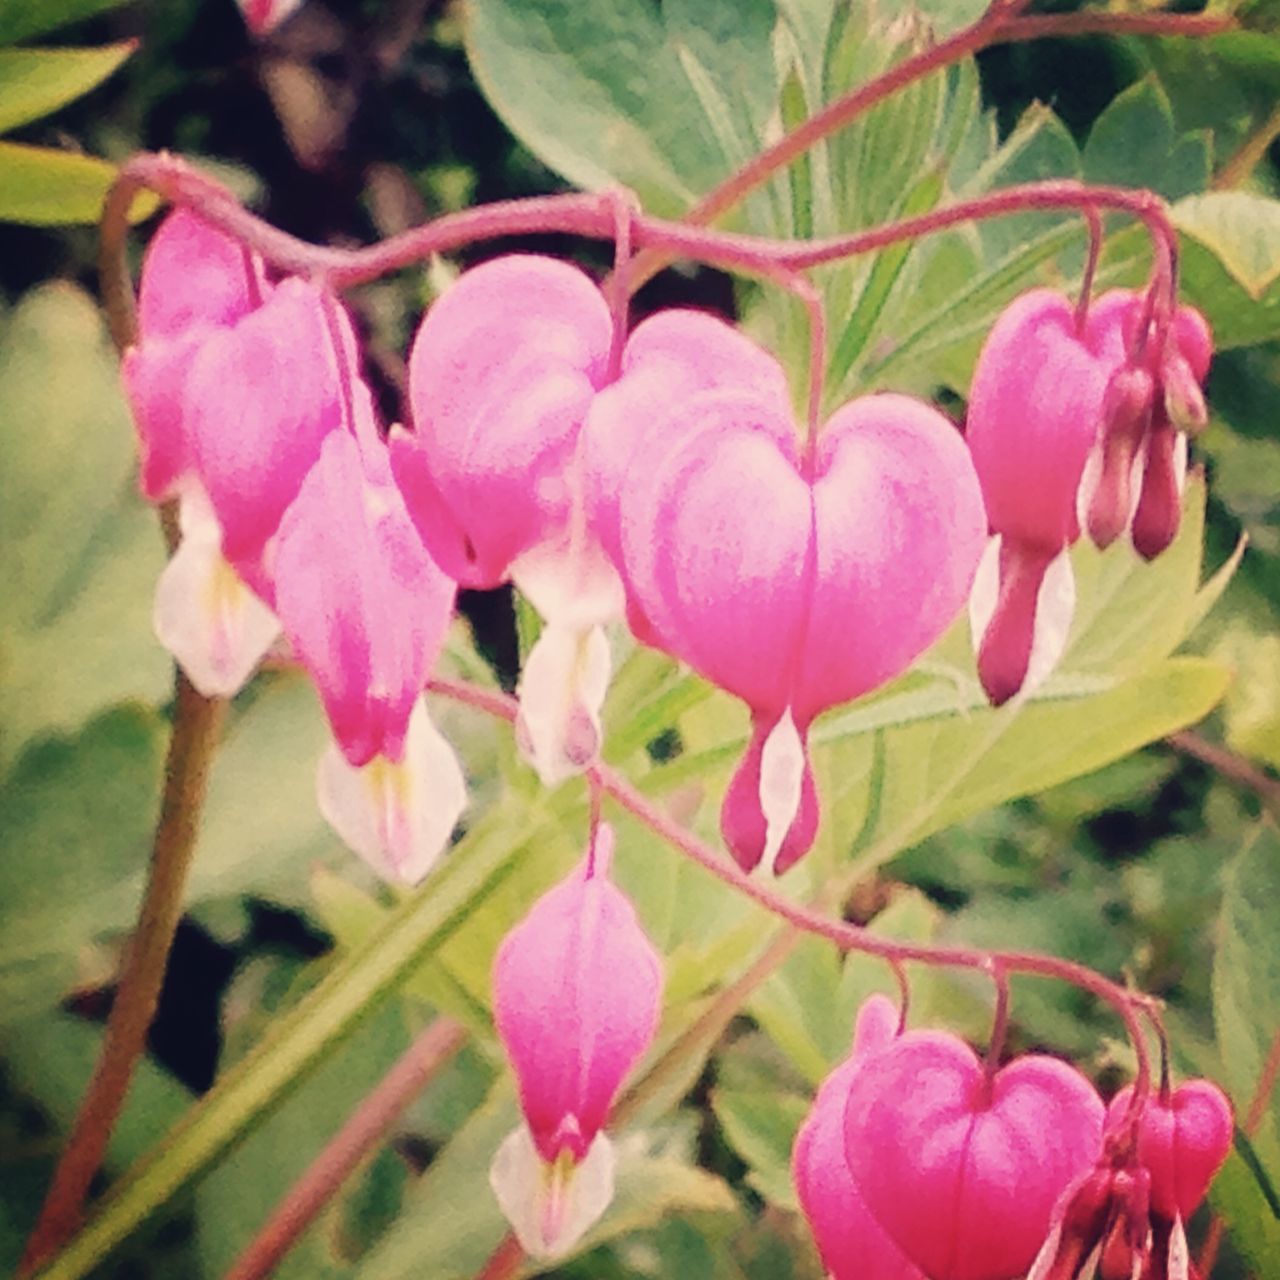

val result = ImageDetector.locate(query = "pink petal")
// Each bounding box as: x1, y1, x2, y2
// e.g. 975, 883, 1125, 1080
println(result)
492, 824, 663, 1163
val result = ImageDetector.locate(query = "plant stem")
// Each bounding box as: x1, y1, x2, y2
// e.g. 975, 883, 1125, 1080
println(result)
20, 159, 232, 1276
19, 675, 225, 1275
1167, 730, 1280, 819
1214, 104, 1280, 190
430, 679, 1155, 1105
224, 1016, 467, 1280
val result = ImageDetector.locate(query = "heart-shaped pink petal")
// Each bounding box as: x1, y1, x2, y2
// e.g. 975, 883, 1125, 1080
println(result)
844, 1031, 1104, 1280
1105, 1081, 1233, 1223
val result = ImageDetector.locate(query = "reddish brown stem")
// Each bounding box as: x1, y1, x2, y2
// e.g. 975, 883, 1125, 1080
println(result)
223, 1017, 467, 1280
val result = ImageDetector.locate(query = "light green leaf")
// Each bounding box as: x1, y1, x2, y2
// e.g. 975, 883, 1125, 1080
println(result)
0, 139, 156, 225
711, 1089, 809, 1209
33, 802, 533, 1280
1174, 191, 1280, 300
1215, 627, 1280, 770
0, 0, 134, 46
0, 42, 134, 134
0, 282, 169, 773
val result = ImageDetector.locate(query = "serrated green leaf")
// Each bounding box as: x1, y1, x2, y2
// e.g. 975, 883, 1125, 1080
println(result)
0, 139, 155, 225
0, 42, 134, 134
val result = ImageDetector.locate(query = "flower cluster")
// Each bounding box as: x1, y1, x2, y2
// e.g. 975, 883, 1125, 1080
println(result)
123, 205, 1221, 1261
794, 996, 1233, 1280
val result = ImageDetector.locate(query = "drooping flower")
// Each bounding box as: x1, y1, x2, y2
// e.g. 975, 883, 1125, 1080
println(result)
794, 995, 924, 1280
489, 824, 663, 1258
619, 389, 986, 874
843, 1027, 1105, 1280
273, 429, 464, 885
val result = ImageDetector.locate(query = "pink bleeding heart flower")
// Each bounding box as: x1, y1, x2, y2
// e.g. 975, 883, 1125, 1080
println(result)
966, 288, 1117, 707
620, 389, 986, 874
1082, 290, 1213, 562
794, 995, 924, 1280
236, 0, 305, 36
123, 209, 289, 698
393, 254, 613, 591
273, 425, 464, 885
490, 823, 663, 1258
393, 254, 623, 787
1105, 1080, 1233, 1226
843, 1029, 1105, 1280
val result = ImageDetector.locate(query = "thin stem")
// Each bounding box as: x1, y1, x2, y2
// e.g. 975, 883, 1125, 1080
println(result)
1075, 206, 1103, 332
605, 187, 635, 381
20, 676, 225, 1275
20, 182, 232, 1275
1167, 730, 1280, 819
430, 677, 1154, 1107
1214, 104, 1280, 191
224, 1017, 467, 1280
985, 962, 1011, 1078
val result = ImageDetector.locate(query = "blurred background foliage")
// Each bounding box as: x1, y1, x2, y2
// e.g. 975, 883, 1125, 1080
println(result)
3, 1, 1280, 1277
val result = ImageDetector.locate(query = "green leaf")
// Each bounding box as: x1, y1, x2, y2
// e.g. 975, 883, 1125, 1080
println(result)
711, 1089, 809, 1209
0, 707, 164, 1025
1082, 76, 1209, 201
0, 282, 169, 773
0, 42, 134, 134
34, 802, 533, 1280
1174, 191, 1280, 300
465, 0, 777, 218
0, 139, 156, 225
1215, 627, 1280, 770
0, 0, 134, 46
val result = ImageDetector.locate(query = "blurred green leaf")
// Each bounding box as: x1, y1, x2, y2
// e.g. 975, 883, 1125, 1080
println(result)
0, 42, 135, 134
711, 1088, 808, 1209
0, 140, 155, 225
0, 0, 134, 46
0, 282, 168, 773
1215, 626, 1280, 769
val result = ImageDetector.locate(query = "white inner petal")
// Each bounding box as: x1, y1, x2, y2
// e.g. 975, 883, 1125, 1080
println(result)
152, 494, 279, 698
1022, 550, 1076, 699
758, 708, 805, 877
1167, 1215, 1189, 1280
512, 539, 625, 631
1173, 430, 1189, 497
1075, 443, 1103, 535
1023, 1222, 1063, 1280
489, 1124, 616, 1261
967, 534, 1002, 658
516, 623, 612, 787
316, 695, 466, 885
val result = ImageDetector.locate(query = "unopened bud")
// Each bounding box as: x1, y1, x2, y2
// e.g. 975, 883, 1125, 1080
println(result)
1131, 426, 1184, 561
1162, 353, 1209, 435
1086, 366, 1155, 549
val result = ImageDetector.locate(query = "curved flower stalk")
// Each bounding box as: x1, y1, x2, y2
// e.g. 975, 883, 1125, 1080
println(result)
489, 824, 663, 1258
842, 1026, 1105, 1280
619, 389, 986, 874
794, 995, 925, 1280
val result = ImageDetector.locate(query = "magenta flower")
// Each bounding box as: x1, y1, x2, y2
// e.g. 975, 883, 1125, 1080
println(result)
620, 390, 986, 873
794, 995, 924, 1280
843, 1028, 1104, 1280
966, 289, 1115, 707
273, 429, 464, 884
489, 824, 663, 1257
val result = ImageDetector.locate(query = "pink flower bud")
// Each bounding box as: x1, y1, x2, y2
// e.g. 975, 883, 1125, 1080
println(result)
794, 996, 924, 1280
493, 824, 662, 1162
393, 254, 612, 589
1105, 1081, 1233, 1224
621, 390, 985, 872
1085, 364, 1156, 550
844, 1029, 1105, 1280
490, 825, 662, 1257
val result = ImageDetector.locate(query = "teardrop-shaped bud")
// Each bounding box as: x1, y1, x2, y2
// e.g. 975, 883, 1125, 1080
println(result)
1085, 364, 1155, 550
1130, 425, 1187, 562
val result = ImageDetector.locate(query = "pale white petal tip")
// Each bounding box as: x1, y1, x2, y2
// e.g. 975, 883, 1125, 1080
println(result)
317, 697, 466, 886
1024, 1222, 1063, 1280
489, 1125, 616, 1261
967, 534, 1002, 658
511, 540, 625, 630
515, 623, 611, 788
1020, 549, 1075, 700
758, 708, 805, 878
1168, 1214, 1189, 1280
1076, 443, 1104, 534
152, 506, 279, 699
1173, 431, 1189, 498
